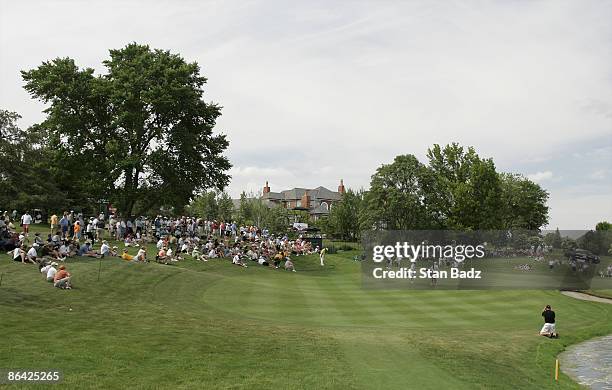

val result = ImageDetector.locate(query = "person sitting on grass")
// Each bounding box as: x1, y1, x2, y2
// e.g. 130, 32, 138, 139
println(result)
33, 232, 45, 247
11, 246, 29, 263
135, 246, 147, 262
58, 241, 71, 258
121, 248, 135, 262
166, 247, 181, 262
539, 305, 558, 338
41, 261, 58, 282
27, 244, 39, 264
41, 243, 65, 262
156, 247, 168, 264
191, 246, 206, 262
78, 241, 101, 258
53, 264, 72, 289
124, 234, 135, 247
100, 240, 111, 257
257, 255, 269, 267
232, 252, 248, 268
284, 257, 296, 272
206, 248, 218, 259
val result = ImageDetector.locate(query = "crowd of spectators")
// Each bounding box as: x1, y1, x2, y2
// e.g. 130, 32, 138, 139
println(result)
2, 210, 325, 288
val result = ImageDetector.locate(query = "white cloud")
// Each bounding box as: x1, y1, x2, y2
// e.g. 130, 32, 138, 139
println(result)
588, 170, 608, 180
527, 171, 554, 183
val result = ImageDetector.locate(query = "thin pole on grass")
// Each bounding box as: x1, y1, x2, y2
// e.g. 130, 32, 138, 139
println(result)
555, 359, 559, 381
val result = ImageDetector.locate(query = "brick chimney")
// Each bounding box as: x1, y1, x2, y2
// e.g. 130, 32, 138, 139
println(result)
338, 179, 345, 194
301, 191, 310, 209
263, 181, 270, 194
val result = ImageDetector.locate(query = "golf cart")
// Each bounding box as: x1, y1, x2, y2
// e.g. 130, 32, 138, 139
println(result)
33, 209, 44, 224
565, 248, 600, 264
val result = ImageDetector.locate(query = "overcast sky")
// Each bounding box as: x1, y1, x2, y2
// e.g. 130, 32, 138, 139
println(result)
1, 0, 610, 229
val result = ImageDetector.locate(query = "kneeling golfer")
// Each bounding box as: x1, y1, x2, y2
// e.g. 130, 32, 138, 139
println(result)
539, 305, 558, 338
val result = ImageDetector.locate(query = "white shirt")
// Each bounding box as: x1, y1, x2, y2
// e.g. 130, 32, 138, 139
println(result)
232, 254, 241, 264
59, 245, 68, 255
13, 248, 20, 258
258, 258, 267, 265
41, 265, 51, 274
136, 248, 146, 260
27, 247, 37, 258
46, 267, 57, 280
100, 243, 110, 255
21, 214, 32, 225
156, 239, 164, 249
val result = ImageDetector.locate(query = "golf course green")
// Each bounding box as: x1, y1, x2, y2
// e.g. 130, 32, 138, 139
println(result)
1, 227, 611, 389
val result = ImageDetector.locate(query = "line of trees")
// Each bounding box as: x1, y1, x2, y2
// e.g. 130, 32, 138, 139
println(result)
321, 143, 550, 240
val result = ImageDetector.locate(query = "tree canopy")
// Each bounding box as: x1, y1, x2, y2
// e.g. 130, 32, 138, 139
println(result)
360, 143, 549, 232
21, 43, 231, 216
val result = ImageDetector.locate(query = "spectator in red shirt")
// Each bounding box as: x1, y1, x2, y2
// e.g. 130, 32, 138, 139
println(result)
53, 265, 72, 289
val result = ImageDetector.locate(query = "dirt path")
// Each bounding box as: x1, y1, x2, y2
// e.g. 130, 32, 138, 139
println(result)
561, 291, 612, 304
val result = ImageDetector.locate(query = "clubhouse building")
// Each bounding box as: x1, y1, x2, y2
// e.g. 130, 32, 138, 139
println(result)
261, 180, 346, 220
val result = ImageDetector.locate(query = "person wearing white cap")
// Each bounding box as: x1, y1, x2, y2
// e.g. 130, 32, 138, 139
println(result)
27, 244, 38, 263
41, 262, 58, 282
100, 240, 110, 257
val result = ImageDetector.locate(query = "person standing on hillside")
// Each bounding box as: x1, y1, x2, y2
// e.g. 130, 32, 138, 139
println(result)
539, 305, 558, 338
20, 211, 32, 234
50, 213, 58, 233
73, 221, 81, 240
320, 247, 328, 266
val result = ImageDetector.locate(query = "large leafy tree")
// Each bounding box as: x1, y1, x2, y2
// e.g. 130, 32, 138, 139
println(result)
0, 109, 69, 213
22, 43, 231, 216
324, 189, 364, 240
187, 191, 219, 220
498, 173, 549, 230
427, 143, 503, 229
363, 154, 439, 230
596, 221, 611, 231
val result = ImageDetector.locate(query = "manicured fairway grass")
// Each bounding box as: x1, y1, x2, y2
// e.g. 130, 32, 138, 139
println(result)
1, 226, 611, 389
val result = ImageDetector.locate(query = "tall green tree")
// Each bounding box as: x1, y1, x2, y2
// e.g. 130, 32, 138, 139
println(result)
217, 192, 234, 221
427, 143, 503, 229
0, 109, 69, 213
187, 191, 219, 219
22, 43, 231, 216
363, 154, 439, 230
324, 189, 364, 240
498, 173, 549, 230
596, 221, 611, 231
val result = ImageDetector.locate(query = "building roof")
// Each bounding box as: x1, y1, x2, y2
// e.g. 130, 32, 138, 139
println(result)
309, 186, 341, 201
263, 186, 341, 202
262, 191, 283, 200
